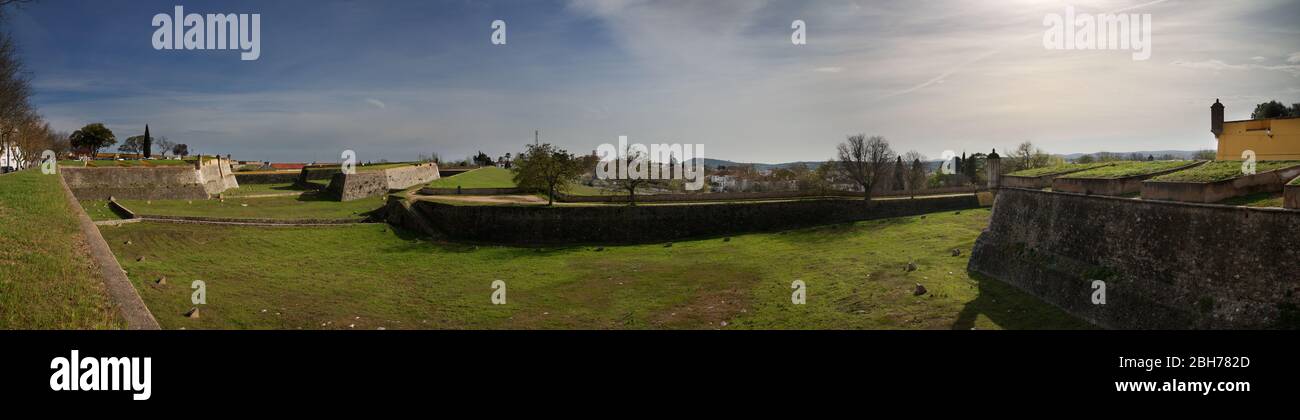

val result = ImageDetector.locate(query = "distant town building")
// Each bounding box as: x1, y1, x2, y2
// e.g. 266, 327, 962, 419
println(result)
0, 145, 22, 170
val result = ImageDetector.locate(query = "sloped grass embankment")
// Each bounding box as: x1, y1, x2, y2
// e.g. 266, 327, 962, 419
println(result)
0, 170, 124, 329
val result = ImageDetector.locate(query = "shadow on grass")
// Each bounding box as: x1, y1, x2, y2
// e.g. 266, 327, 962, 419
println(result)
769, 217, 917, 245
293, 192, 337, 203
952, 271, 1094, 330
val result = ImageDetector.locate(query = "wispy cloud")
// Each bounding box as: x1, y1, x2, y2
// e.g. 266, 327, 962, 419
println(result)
1171, 59, 1300, 76
14, 0, 1300, 163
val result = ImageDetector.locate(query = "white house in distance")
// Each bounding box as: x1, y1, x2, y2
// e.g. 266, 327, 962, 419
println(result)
0, 145, 23, 171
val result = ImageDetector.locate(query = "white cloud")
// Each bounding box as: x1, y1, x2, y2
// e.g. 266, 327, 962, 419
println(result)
1289, 52, 1300, 63
813, 66, 844, 73
1171, 59, 1300, 75
365, 98, 386, 109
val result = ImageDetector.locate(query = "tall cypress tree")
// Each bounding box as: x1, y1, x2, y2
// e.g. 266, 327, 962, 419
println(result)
892, 156, 905, 190
143, 125, 152, 159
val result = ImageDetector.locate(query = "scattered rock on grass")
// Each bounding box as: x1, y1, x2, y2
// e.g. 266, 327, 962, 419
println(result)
136, 256, 146, 262
913, 283, 928, 296
184, 307, 200, 318
155, 277, 166, 285
951, 249, 962, 257
905, 261, 917, 272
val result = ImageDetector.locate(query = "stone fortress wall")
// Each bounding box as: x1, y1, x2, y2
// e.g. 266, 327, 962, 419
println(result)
386, 194, 982, 244
968, 187, 1300, 329
330, 162, 440, 201
61, 157, 238, 200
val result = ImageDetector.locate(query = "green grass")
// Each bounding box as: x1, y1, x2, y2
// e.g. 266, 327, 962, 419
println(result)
81, 200, 127, 221
426, 166, 518, 189
100, 208, 1088, 330
564, 182, 622, 196
1006, 162, 1110, 177
0, 170, 125, 329
222, 182, 318, 197
113, 194, 387, 220
1148, 161, 1300, 183
1059, 160, 1198, 179
1290, 175, 1300, 186
1217, 192, 1284, 208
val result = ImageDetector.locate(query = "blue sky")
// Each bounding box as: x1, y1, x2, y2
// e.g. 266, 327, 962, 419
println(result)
3, 0, 1300, 163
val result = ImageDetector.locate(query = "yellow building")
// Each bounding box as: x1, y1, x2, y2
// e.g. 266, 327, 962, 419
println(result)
1212, 99, 1300, 161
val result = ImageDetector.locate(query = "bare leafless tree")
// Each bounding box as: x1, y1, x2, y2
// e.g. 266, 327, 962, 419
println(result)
837, 134, 894, 200
12, 112, 51, 168
610, 145, 652, 205
0, 33, 32, 168
903, 150, 928, 199
0, 0, 35, 19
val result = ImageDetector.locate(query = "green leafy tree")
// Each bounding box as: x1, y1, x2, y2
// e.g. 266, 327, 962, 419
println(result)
70, 123, 116, 157
511, 143, 586, 206
171, 143, 189, 159
120, 135, 145, 154
1251, 100, 1291, 119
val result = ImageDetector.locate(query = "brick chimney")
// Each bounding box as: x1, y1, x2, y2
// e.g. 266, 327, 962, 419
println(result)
1211, 99, 1224, 137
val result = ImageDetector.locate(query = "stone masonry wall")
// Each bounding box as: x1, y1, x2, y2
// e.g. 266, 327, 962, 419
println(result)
969, 188, 1300, 329
61, 158, 237, 200
332, 163, 440, 201
397, 194, 981, 244
63, 166, 207, 200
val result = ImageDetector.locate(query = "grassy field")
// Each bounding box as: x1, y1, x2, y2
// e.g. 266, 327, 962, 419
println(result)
1148, 161, 1300, 183
99, 194, 387, 220
427, 166, 517, 189
99, 208, 1088, 330
82, 199, 127, 221
564, 182, 622, 196
1218, 192, 1285, 208
0, 170, 125, 329
1006, 162, 1110, 177
1059, 160, 1198, 179
1291, 175, 1300, 186
223, 182, 319, 197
